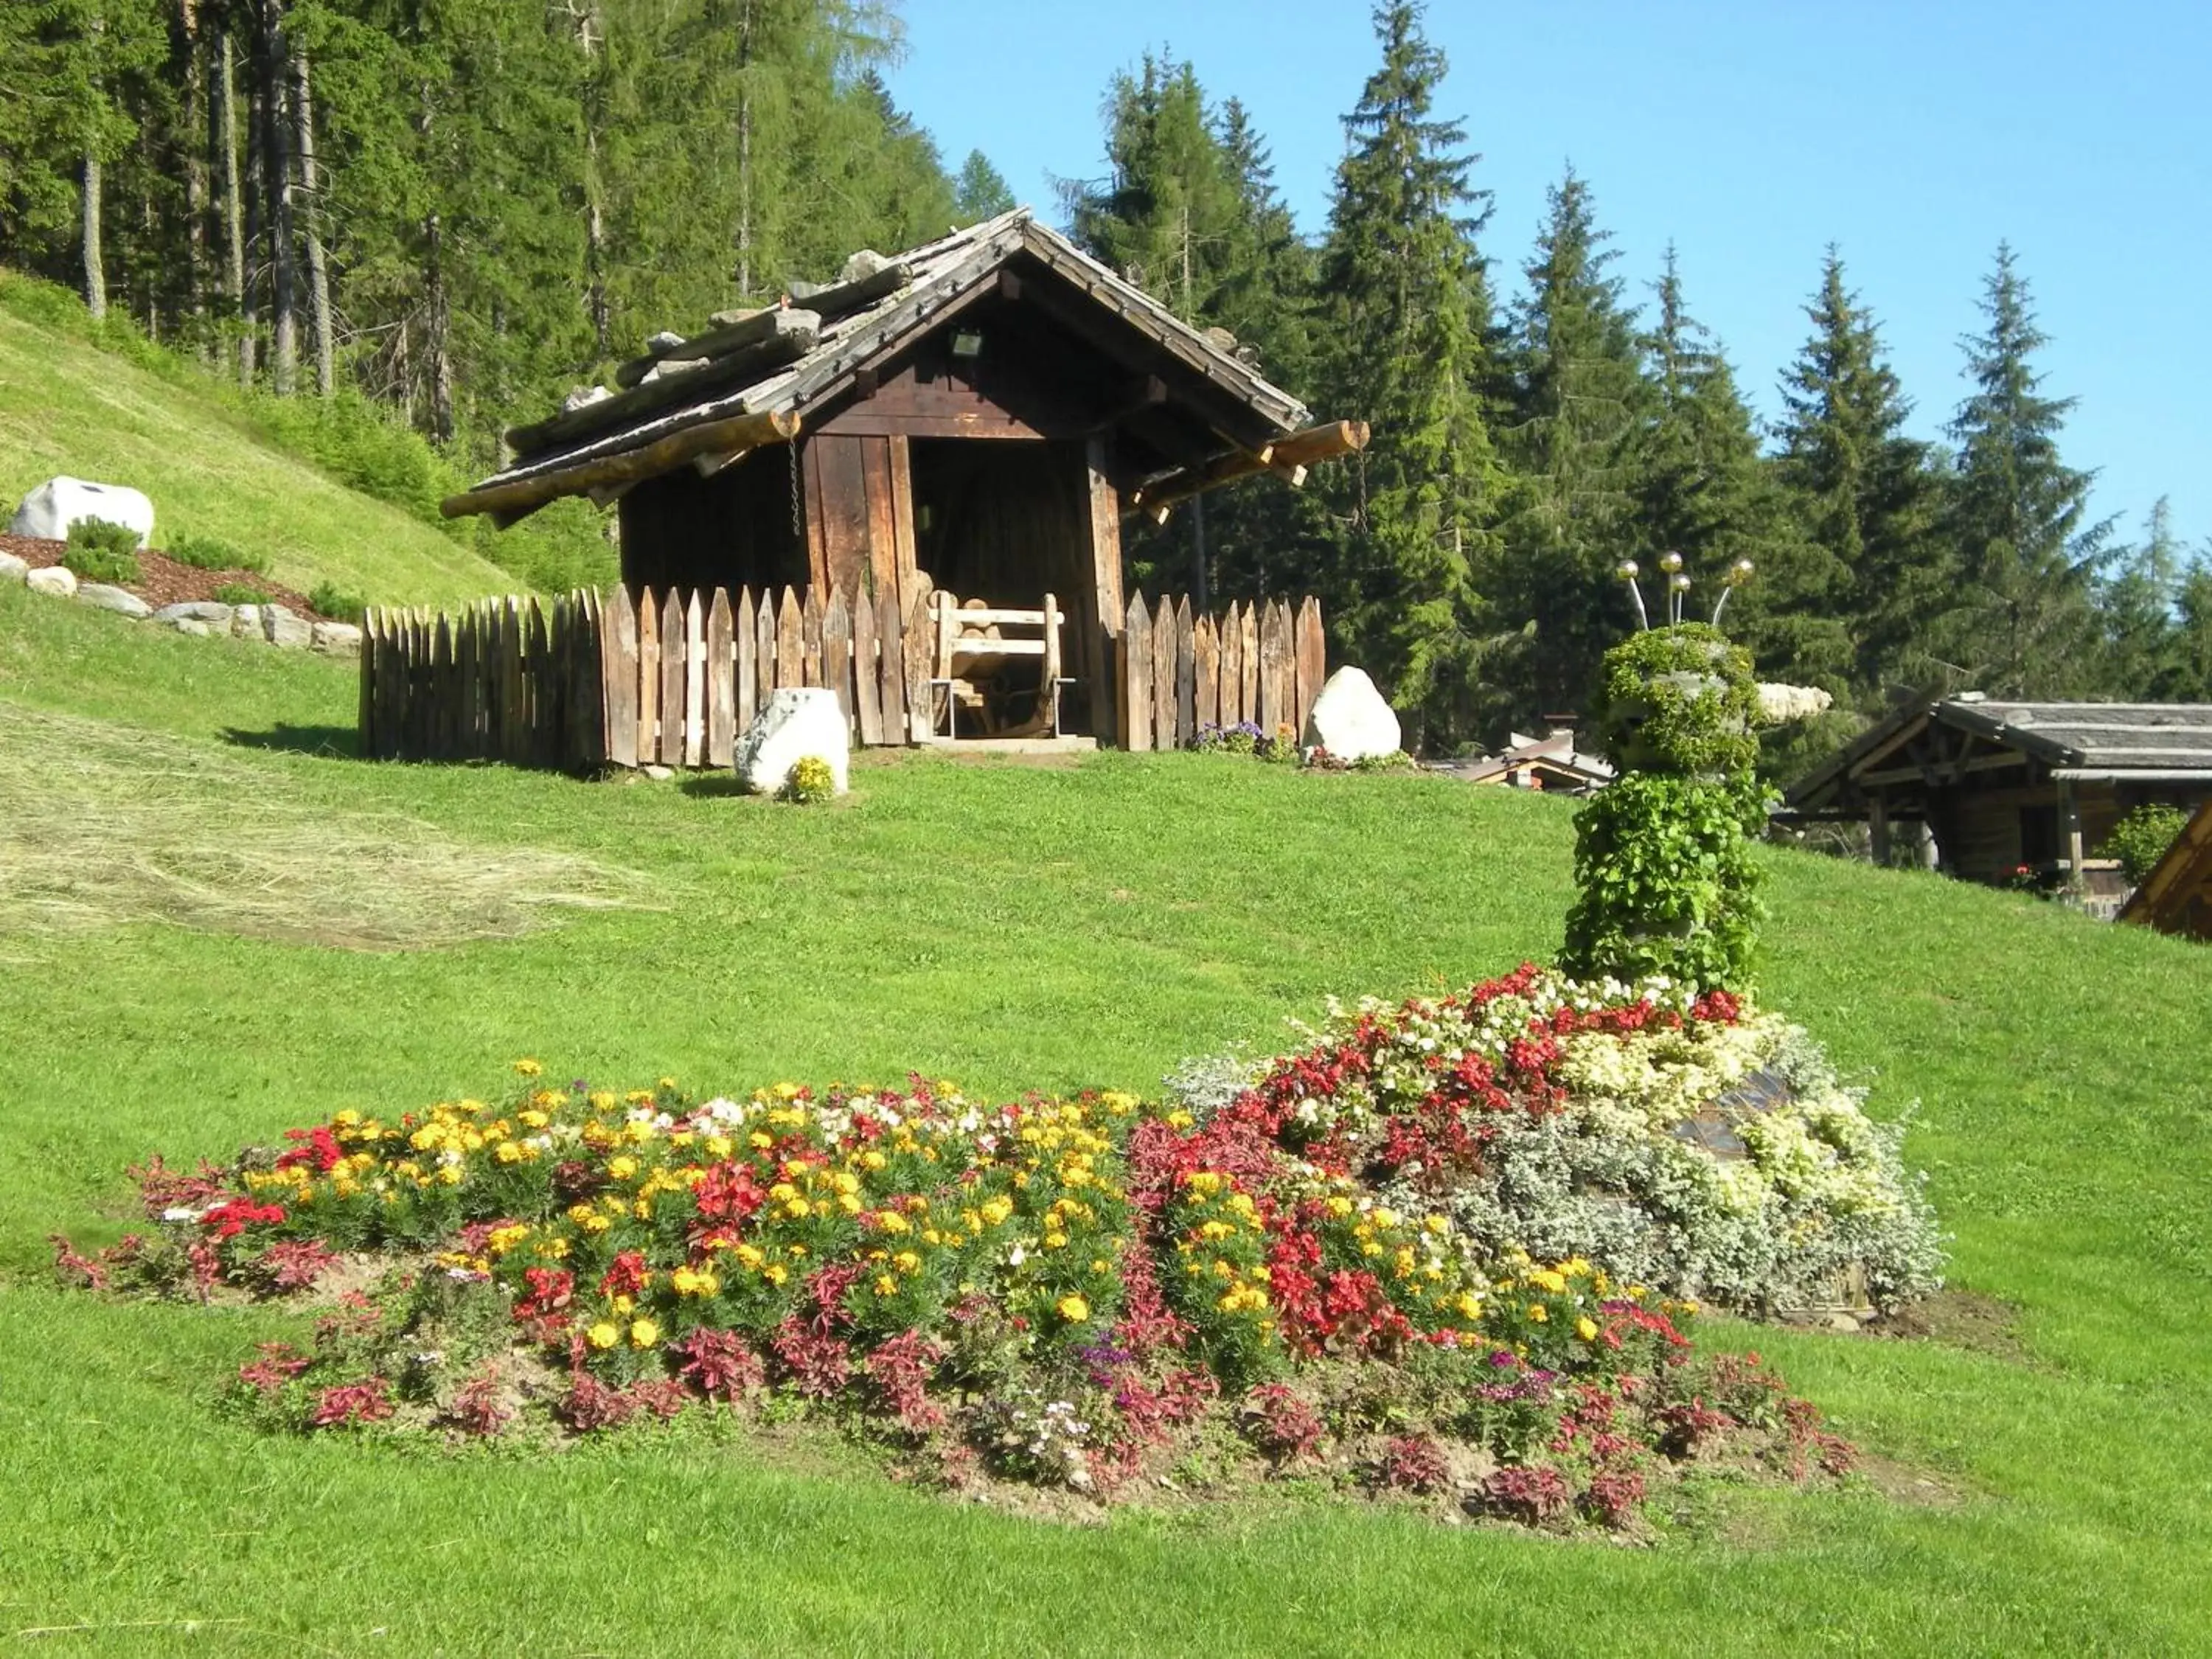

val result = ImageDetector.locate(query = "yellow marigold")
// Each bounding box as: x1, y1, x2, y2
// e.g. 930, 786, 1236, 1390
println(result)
1455, 1293, 1484, 1321
586, 1321, 619, 1350
437, 1165, 464, 1187
875, 1274, 899, 1296
630, 1318, 660, 1349
1528, 1304, 1549, 1323
514, 1059, 542, 1077
1576, 1317, 1600, 1341
860, 1150, 886, 1172
1043, 1231, 1068, 1250
978, 1196, 1015, 1228
671, 1266, 721, 1298
1326, 1195, 1355, 1218
706, 1135, 734, 1159
495, 1142, 525, 1165
878, 1211, 911, 1234
519, 1110, 549, 1130
763, 1263, 788, 1286
608, 1156, 639, 1181
1057, 1293, 1091, 1322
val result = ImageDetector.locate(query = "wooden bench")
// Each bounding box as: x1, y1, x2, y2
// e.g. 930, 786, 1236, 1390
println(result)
928, 591, 1071, 738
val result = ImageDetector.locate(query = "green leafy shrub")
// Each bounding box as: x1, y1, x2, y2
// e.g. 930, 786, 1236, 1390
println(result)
308, 582, 367, 625
1561, 625, 1766, 993
212, 581, 268, 605
2103, 803, 2189, 886
782, 755, 837, 804
60, 517, 142, 583
168, 533, 271, 575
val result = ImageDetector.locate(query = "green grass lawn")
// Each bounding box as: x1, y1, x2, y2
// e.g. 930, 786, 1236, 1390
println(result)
4, 583, 2209, 1655
0, 279, 515, 608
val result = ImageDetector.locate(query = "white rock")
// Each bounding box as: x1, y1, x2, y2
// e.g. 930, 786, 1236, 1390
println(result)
153, 601, 233, 626
26, 564, 77, 598
1302, 667, 1402, 762
174, 618, 212, 637
262, 603, 313, 648
1756, 682, 1834, 724
231, 604, 261, 638
310, 620, 363, 655
10, 476, 155, 547
0, 551, 27, 584
75, 582, 151, 619
734, 687, 849, 796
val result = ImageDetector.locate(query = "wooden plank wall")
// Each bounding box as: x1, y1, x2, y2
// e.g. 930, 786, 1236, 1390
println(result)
362, 585, 1326, 768
1115, 591, 1326, 753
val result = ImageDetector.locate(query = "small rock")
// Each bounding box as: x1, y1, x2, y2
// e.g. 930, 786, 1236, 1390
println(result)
0, 551, 27, 584
560, 384, 613, 413
262, 602, 313, 648
231, 604, 261, 638
76, 582, 153, 619
839, 248, 896, 283
311, 620, 364, 656
173, 618, 212, 638
153, 600, 234, 625
647, 330, 687, 352
1302, 666, 1402, 762
1827, 1312, 1862, 1334
641, 764, 675, 782
734, 686, 850, 796
26, 564, 77, 599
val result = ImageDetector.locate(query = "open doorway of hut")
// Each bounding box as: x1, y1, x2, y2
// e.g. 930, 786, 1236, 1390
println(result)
907, 437, 1097, 736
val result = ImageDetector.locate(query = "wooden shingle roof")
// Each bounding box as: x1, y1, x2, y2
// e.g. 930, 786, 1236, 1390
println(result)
443, 209, 1346, 524
1787, 696, 2212, 813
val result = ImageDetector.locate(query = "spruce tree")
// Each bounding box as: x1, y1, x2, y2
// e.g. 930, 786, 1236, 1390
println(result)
1490, 166, 1649, 726
1638, 248, 1845, 692
1772, 248, 1944, 703
2097, 498, 2186, 698
1940, 243, 2110, 696
1310, 1, 1501, 748
953, 149, 1015, 223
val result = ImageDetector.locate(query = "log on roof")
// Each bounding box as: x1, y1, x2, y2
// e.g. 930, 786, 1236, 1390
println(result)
445, 209, 1331, 524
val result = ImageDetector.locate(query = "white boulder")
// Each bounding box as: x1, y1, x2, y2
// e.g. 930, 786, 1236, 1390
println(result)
10, 477, 155, 548
734, 687, 849, 796
0, 551, 27, 584
153, 601, 233, 627
27, 564, 77, 599
1756, 682, 1834, 725
1302, 667, 1402, 762
311, 620, 363, 655
231, 604, 262, 639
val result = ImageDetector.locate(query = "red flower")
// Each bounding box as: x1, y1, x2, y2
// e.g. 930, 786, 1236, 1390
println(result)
310, 1377, 394, 1428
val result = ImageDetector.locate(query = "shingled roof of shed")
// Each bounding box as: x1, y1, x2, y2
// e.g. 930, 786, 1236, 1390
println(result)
1787, 696, 2212, 811
444, 209, 1321, 523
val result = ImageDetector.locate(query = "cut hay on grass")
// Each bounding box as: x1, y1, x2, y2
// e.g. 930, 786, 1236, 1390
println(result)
0, 702, 658, 952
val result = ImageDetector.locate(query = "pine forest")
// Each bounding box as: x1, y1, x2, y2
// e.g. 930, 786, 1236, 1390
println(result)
5, 0, 2208, 756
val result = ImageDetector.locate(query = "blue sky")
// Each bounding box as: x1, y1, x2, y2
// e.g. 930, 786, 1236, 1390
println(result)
888, 0, 2211, 557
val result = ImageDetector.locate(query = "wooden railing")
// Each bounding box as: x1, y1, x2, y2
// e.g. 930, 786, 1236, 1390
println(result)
358, 582, 1327, 768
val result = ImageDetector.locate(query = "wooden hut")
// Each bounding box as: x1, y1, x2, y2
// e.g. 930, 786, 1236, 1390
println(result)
2118, 800, 2212, 941
440, 209, 1364, 742
1783, 695, 2212, 895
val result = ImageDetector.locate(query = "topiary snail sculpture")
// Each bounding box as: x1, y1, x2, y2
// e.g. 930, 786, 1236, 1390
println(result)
1559, 557, 1769, 995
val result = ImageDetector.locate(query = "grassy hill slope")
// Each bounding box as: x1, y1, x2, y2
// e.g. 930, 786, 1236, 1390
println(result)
0, 277, 518, 608
3, 588, 2209, 1655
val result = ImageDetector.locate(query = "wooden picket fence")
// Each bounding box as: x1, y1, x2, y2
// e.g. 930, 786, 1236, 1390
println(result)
359, 581, 1328, 769
1116, 591, 1326, 752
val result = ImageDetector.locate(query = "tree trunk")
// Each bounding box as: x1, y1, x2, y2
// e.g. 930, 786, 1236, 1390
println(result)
291, 41, 333, 396
257, 0, 297, 396
216, 25, 254, 385
81, 149, 106, 320
425, 212, 454, 443
181, 0, 211, 355
735, 0, 754, 297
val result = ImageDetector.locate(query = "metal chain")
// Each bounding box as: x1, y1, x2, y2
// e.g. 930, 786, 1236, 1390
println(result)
788, 439, 803, 545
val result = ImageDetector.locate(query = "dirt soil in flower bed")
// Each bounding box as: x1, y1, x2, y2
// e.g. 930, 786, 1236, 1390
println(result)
1, 533, 325, 617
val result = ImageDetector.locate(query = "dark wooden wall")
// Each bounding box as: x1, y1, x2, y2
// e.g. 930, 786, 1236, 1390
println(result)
617, 448, 807, 599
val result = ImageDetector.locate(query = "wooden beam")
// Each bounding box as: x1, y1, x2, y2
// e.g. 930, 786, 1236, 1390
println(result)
443, 409, 801, 521
1127, 419, 1368, 518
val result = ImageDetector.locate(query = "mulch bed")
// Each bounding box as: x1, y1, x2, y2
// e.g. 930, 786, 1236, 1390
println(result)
1, 533, 325, 618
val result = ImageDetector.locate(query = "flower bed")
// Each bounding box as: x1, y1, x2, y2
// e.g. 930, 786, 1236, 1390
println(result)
60, 968, 1902, 1530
